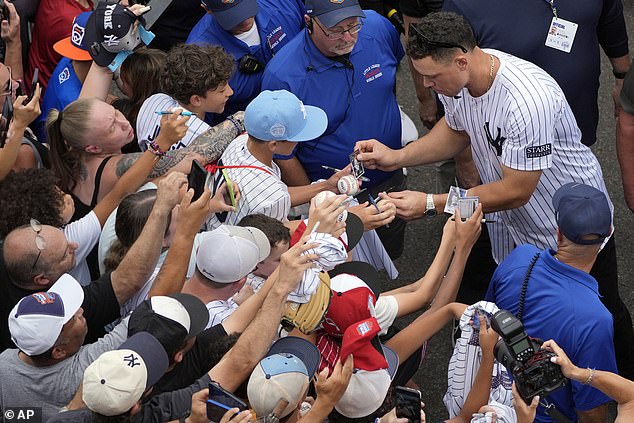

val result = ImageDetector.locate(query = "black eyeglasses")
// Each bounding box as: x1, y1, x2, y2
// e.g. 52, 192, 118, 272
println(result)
30, 219, 46, 273
313, 17, 363, 40
409, 23, 468, 54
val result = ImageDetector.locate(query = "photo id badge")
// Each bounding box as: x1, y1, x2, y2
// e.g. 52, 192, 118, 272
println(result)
545, 17, 578, 53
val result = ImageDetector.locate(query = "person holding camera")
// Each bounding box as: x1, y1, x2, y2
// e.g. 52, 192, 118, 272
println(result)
486, 183, 618, 423
186, 0, 305, 124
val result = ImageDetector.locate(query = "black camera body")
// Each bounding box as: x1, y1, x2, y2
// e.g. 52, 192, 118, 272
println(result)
491, 310, 566, 403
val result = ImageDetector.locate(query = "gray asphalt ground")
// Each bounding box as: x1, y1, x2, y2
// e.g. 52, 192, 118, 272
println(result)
386, 5, 634, 421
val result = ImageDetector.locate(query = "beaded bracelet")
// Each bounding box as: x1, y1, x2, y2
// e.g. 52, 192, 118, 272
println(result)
147, 140, 167, 158
584, 368, 595, 385
227, 114, 245, 134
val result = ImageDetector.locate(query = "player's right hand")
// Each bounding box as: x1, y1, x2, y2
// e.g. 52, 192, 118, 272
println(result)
354, 139, 401, 171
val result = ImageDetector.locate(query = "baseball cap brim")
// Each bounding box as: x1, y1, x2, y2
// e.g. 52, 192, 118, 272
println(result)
48, 273, 85, 324
168, 293, 210, 337
328, 261, 381, 297
214, 0, 259, 31
315, 5, 365, 28
53, 37, 93, 61
287, 105, 328, 142
222, 225, 271, 262
266, 336, 320, 378
344, 212, 363, 252
118, 331, 169, 387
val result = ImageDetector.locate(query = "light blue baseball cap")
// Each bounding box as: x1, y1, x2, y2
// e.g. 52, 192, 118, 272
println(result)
244, 90, 328, 142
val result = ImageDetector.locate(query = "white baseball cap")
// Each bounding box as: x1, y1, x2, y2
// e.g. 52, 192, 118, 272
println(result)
9, 274, 84, 356
196, 225, 270, 283
83, 332, 169, 416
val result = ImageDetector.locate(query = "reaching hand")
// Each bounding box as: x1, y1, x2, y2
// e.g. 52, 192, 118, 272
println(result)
210, 180, 240, 213
156, 110, 191, 151
454, 205, 483, 252
325, 163, 354, 193
307, 193, 347, 237
177, 187, 213, 235
511, 383, 539, 423
0, 2, 20, 44
12, 86, 42, 130
348, 197, 396, 230
378, 408, 408, 423
276, 234, 320, 294
155, 171, 188, 212
353, 139, 401, 171
477, 315, 498, 354
314, 355, 354, 407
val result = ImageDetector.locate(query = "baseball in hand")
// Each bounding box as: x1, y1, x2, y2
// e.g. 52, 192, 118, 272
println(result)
314, 190, 348, 223
337, 175, 360, 195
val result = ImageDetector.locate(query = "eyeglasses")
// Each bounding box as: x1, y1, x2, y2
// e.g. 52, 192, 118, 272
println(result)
409, 23, 468, 54
312, 17, 363, 40
30, 219, 46, 273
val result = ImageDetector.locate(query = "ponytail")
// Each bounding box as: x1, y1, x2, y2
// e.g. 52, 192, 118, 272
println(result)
46, 98, 96, 192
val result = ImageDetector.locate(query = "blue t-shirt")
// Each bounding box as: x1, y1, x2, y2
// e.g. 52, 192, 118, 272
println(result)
37, 57, 83, 142
486, 244, 616, 422
443, 0, 629, 147
186, 0, 305, 124
261, 10, 405, 187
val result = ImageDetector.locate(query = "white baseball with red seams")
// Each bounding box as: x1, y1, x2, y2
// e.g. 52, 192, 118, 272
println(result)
337, 175, 360, 196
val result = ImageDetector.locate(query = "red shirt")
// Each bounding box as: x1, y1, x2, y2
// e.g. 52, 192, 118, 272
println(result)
26, 0, 93, 92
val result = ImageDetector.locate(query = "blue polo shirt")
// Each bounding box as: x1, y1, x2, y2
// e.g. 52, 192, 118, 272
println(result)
443, 0, 629, 147
186, 0, 305, 124
486, 244, 616, 422
261, 10, 404, 187
37, 57, 83, 142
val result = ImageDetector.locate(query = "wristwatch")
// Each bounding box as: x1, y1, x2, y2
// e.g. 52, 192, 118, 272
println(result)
425, 193, 437, 217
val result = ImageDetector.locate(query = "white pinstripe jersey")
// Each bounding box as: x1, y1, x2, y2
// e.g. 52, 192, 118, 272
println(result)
440, 49, 613, 261
136, 93, 211, 151
206, 134, 291, 230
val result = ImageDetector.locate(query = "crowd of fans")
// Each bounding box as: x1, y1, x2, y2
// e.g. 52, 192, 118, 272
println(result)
0, 0, 633, 422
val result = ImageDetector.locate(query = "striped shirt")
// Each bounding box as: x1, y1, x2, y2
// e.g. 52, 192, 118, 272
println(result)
206, 134, 290, 230
136, 93, 211, 151
205, 299, 238, 328
440, 50, 613, 262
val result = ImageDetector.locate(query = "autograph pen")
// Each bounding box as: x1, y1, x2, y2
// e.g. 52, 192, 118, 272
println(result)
368, 194, 390, 228
321, 165, 371, 182
155, 110, 194, 116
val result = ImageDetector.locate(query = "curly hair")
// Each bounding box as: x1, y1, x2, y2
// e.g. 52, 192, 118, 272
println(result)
161, 44, 234, 105
407, 11, 476, 62
0, 169, 65, 238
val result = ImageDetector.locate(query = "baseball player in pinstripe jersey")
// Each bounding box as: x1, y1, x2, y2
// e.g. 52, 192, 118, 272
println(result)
356, 11, 634, 381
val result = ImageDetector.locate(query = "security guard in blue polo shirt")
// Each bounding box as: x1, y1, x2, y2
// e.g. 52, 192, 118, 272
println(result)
261, 0, 406, 258
186, 0, 305, 124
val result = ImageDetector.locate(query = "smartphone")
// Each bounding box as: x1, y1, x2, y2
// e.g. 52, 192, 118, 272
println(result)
187, 160, 208, 202
26, 68, 39, 104
395, 386, 421, 423
206, 382, 248, 422
220, 168, 236, 208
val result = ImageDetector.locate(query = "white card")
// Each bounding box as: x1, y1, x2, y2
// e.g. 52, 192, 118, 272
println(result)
545, 17, 578, 53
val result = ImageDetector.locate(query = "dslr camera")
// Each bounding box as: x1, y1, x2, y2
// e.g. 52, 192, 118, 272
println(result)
491, 310, 566, 402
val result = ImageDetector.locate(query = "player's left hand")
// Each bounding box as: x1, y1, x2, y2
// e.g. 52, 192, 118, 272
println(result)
382, 190, 426, 221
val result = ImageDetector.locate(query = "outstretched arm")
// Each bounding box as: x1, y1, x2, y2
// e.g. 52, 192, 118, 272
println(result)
114, 114, 244, 179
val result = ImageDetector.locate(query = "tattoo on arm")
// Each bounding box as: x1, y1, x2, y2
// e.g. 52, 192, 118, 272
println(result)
114, 119, 239, 179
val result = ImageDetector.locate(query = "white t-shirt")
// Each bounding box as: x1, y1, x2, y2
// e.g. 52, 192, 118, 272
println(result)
136, 93, 211, 151
65, 211, 101, 285
440, 49, 612, 262
234, 21, 261, 46
206, 133, 290, 230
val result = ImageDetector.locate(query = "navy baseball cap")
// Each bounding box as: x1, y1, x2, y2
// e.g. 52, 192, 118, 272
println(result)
245, 90, 327, 142
203, 0, 259, 31
552, 182, 612, 245
306, 0, 365, 28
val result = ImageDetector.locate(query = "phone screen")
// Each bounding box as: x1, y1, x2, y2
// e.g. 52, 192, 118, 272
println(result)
187, 160, 207, 202
395, 386, 421, 423
206, 383, 247, 422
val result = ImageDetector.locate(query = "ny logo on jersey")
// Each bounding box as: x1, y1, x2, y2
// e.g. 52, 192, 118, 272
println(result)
484, 122, 505, 156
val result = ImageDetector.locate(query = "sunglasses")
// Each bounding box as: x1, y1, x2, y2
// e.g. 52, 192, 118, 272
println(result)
30, 218, 46, 273
409, 23, 468, 54
313, 17, 363, 40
